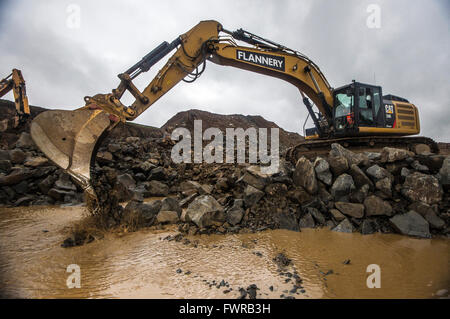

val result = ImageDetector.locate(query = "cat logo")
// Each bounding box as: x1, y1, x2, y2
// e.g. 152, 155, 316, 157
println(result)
385, 104, 394, 114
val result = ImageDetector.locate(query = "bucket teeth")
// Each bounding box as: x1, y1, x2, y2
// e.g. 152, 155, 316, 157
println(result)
30, 107, 116, 198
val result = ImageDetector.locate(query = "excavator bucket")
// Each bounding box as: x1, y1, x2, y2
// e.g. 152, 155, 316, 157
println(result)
30, 107, 117, 198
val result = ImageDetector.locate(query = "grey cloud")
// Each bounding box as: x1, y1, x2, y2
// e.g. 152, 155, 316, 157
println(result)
0, 0, 448, 141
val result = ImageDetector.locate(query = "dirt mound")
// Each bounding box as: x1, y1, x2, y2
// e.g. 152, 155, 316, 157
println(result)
161, 109, 304, 151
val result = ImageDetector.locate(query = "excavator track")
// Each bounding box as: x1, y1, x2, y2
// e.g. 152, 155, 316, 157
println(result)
285, 136, 439, 163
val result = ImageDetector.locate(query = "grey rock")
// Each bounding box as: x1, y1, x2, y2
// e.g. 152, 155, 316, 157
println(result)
389, 211, 431, 238
38, 175, 56, 194
299, 212, 315, 228
293, 157, 318, 194
366, 164, 393, 182
156, 211, 179, 224
16, 132, 35, 148
306, 207, 325, 225
161, 197, 182, 217
380, 147, 414, 163
329, 209, 346, 222
186, 195, 225, 228
375, 177, 392, 197
349, 164, 374, 189
402, 172, 443, 205
226, 199, 245, 225
145, 180, 169, 196
117, 173, 136, 190
275, 212, 299, 231
287, 187, 313, 205
327, 154, 349, 176
330, 173, 355, 199
335, 202, 365, 218
364, 195, 393, 216
332, 219, 354, 233
0, 160, 12, 174
237, 166, 272, 190
361, 219, 376, 235
149, 166, 166, 180
123, 200, 161, 225
9, 149, 26, 164
411, 160, 429, 172
401, 167, 411, 178
408, 202, 445, 229
330, 143, 368, 166
364, 152, 381, 161
55, 174, 77, 191
0, 168, 33, 186
314, 157, 332, 186
244, 185, 264, 207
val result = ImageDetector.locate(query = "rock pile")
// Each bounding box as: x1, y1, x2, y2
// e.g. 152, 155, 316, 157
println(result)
87, 135, 449, 239
0, 131, 84, 206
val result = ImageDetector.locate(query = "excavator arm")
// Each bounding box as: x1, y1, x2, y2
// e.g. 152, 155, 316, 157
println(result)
0, 69, 30, 125
30, 20, 335, 197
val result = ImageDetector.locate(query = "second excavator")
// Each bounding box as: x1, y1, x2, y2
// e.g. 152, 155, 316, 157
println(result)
30, 20, 438, 197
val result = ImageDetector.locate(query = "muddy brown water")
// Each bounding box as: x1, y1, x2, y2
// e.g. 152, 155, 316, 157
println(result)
0, 204, 448, 299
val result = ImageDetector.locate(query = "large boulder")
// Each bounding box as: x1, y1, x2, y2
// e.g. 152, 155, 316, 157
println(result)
9, 149, 26, 164
185, 195, 225, 228
314, 157, 332, 186
349, 164, 374, 190
117, 173, 136, 190
330, 174, 355, 199
375, 177, 392, 197
287, 187, 313, 205
366, 164, 393, 182
330, 143, 369, 166
244, 185, 265, 207
122, 200, 161, 226
364, 195, 393, 216
160, 197, 182, 217
145, 180, 169, 197
305, 207, 326, 225
156, 210, 179, 224
237, 165, 272, 190
226, 199, 245, 225
15, 132, 35, 149
332, 219, 354, 233
389, 211, 431, 238
408, 202, 445, 229
293, 157, 318, 194
329, 209, 346, 222
327, 153, 349, 176
299, 212, 315, 228
439, 156, 450, 190
401, 172, 443, 205
55, 174, 77, 191
335, 202, 365, 218
380, 147, 414, 163
0, 168, 33, 186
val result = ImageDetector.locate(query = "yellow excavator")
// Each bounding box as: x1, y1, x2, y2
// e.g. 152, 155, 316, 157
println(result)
0, 68, 30, 127
30, 20, 437, 197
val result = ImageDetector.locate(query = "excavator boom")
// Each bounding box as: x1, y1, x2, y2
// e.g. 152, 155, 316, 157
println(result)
30, 20, 433, 198
0, 69, 30, 128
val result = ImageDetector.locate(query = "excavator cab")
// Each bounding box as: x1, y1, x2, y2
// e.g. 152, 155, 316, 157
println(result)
332, 81, 384, 136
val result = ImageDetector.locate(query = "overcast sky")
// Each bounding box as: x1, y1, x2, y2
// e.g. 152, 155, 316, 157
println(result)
1, 0, 449, 141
